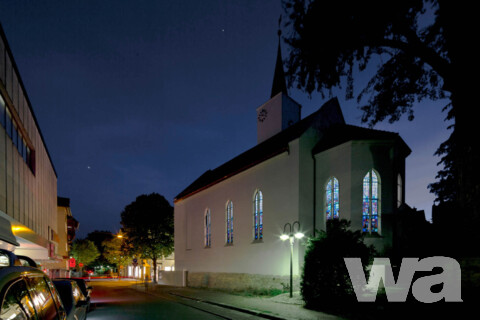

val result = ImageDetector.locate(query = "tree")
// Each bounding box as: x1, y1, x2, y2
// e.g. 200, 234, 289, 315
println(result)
120, 193, 174, 282
70, 239, 100, 270
86, 230, 114, 254
86, 230, 114, 269
301, 220, 375, 312
283, 0, 479, 243
103, 236, 133, 271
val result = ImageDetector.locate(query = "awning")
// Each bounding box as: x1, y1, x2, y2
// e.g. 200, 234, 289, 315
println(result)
0, 216, 20, 249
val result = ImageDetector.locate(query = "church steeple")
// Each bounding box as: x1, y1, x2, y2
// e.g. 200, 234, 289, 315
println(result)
257, 18, 301, 144
270, 22, 287, 98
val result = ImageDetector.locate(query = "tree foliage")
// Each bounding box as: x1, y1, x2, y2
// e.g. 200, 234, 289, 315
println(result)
103, 236, 133, 268
301, 220, 375, 311
86, 230, 114, 254
283, 0, 478, 225
70, 239, 100, 268
86, 230, 114, 268
120, 193, 174, 282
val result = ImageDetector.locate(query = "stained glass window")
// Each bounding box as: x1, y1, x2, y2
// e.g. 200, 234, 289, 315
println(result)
254, 190, 263, 240
226, 201, 233, 244
362, 170, 380, 234
205, 209, 211, 247
325, 177, 339, 220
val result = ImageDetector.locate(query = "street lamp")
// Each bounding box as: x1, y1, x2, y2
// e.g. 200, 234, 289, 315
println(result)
280, 221, 304, 298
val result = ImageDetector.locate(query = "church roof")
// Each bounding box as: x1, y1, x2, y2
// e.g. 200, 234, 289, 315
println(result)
174, 98, 345, 202
312, 124, 411, 156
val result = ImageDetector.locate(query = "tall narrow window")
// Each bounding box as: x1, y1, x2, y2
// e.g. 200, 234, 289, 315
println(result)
0, 94, 5, 128
22, 139, 27, 162
397, 174, 403, 208
226, 201, 233, 244
12, 121, 18, 148
26, 146, 31, 167
254, 190, 263, 240
6, 108, 12, 138
205, 209, 211, 247
363, 170, 380, 234
325, 177, 340, 220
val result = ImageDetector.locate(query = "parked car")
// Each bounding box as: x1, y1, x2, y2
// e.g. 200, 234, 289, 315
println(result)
1, 250, 68, 320
55, 277, 92, 312
53, 280, 88, 320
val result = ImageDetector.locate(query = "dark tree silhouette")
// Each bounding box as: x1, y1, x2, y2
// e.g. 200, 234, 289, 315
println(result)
120, 193, 174, 282
282, 0, 478, 244
86, 230, 114, 252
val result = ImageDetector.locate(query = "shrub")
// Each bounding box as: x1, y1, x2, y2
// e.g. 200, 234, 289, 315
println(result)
301, 219, 375, 311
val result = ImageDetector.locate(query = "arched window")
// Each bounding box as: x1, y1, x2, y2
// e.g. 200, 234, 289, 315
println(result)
205, 209, 211, 247
397, 174, 403, 208
226, 201, 233, 244
362, 170, 380, 234
253, 190, 263, 240
325, 177, 340, 220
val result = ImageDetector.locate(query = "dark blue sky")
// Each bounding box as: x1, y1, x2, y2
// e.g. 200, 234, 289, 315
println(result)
0, 0, 450, 238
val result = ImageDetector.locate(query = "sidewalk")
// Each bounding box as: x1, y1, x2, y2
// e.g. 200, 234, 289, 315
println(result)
136, 282, 345, 320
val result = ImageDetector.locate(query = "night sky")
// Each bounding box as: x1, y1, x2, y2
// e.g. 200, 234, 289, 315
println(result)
0, 0, 450, 238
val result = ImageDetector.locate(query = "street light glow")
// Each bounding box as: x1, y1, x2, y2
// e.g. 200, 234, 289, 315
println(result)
294, 232, 304, 239
281, 221, 304, 298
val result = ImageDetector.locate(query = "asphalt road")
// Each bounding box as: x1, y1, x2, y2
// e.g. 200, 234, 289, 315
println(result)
86, 280, 226, 320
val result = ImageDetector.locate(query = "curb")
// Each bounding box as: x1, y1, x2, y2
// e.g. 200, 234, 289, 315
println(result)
169, 291, 287, 320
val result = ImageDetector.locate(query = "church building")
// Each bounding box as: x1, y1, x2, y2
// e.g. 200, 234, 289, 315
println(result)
173, 40, 411, 290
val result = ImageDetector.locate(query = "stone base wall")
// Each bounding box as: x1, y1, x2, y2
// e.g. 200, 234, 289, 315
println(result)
187, 272, 300, 292
158, 270, 187, 287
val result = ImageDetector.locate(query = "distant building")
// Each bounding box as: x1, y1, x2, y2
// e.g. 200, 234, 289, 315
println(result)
174, 39, 411, 290
58, 197, 79, 247
0, 23, 61, 273
55, 196, 79, 277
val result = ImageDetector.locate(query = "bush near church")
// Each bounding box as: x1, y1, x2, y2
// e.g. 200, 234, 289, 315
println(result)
301, 219, 375, 311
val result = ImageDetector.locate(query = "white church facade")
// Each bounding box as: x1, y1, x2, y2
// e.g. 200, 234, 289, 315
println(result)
173, 44, 411, 290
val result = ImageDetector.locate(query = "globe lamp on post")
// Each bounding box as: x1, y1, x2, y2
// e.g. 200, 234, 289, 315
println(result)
280, 221, 304, 298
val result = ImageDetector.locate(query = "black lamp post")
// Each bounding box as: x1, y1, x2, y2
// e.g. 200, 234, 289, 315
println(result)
280, 221, 304, 298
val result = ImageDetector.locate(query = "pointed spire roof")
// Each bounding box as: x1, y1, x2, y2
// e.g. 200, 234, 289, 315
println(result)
270, 28, 287, 98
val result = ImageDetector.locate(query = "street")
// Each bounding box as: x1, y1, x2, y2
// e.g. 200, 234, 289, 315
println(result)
87, 279, 224, 320
86, 279, 265, 320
